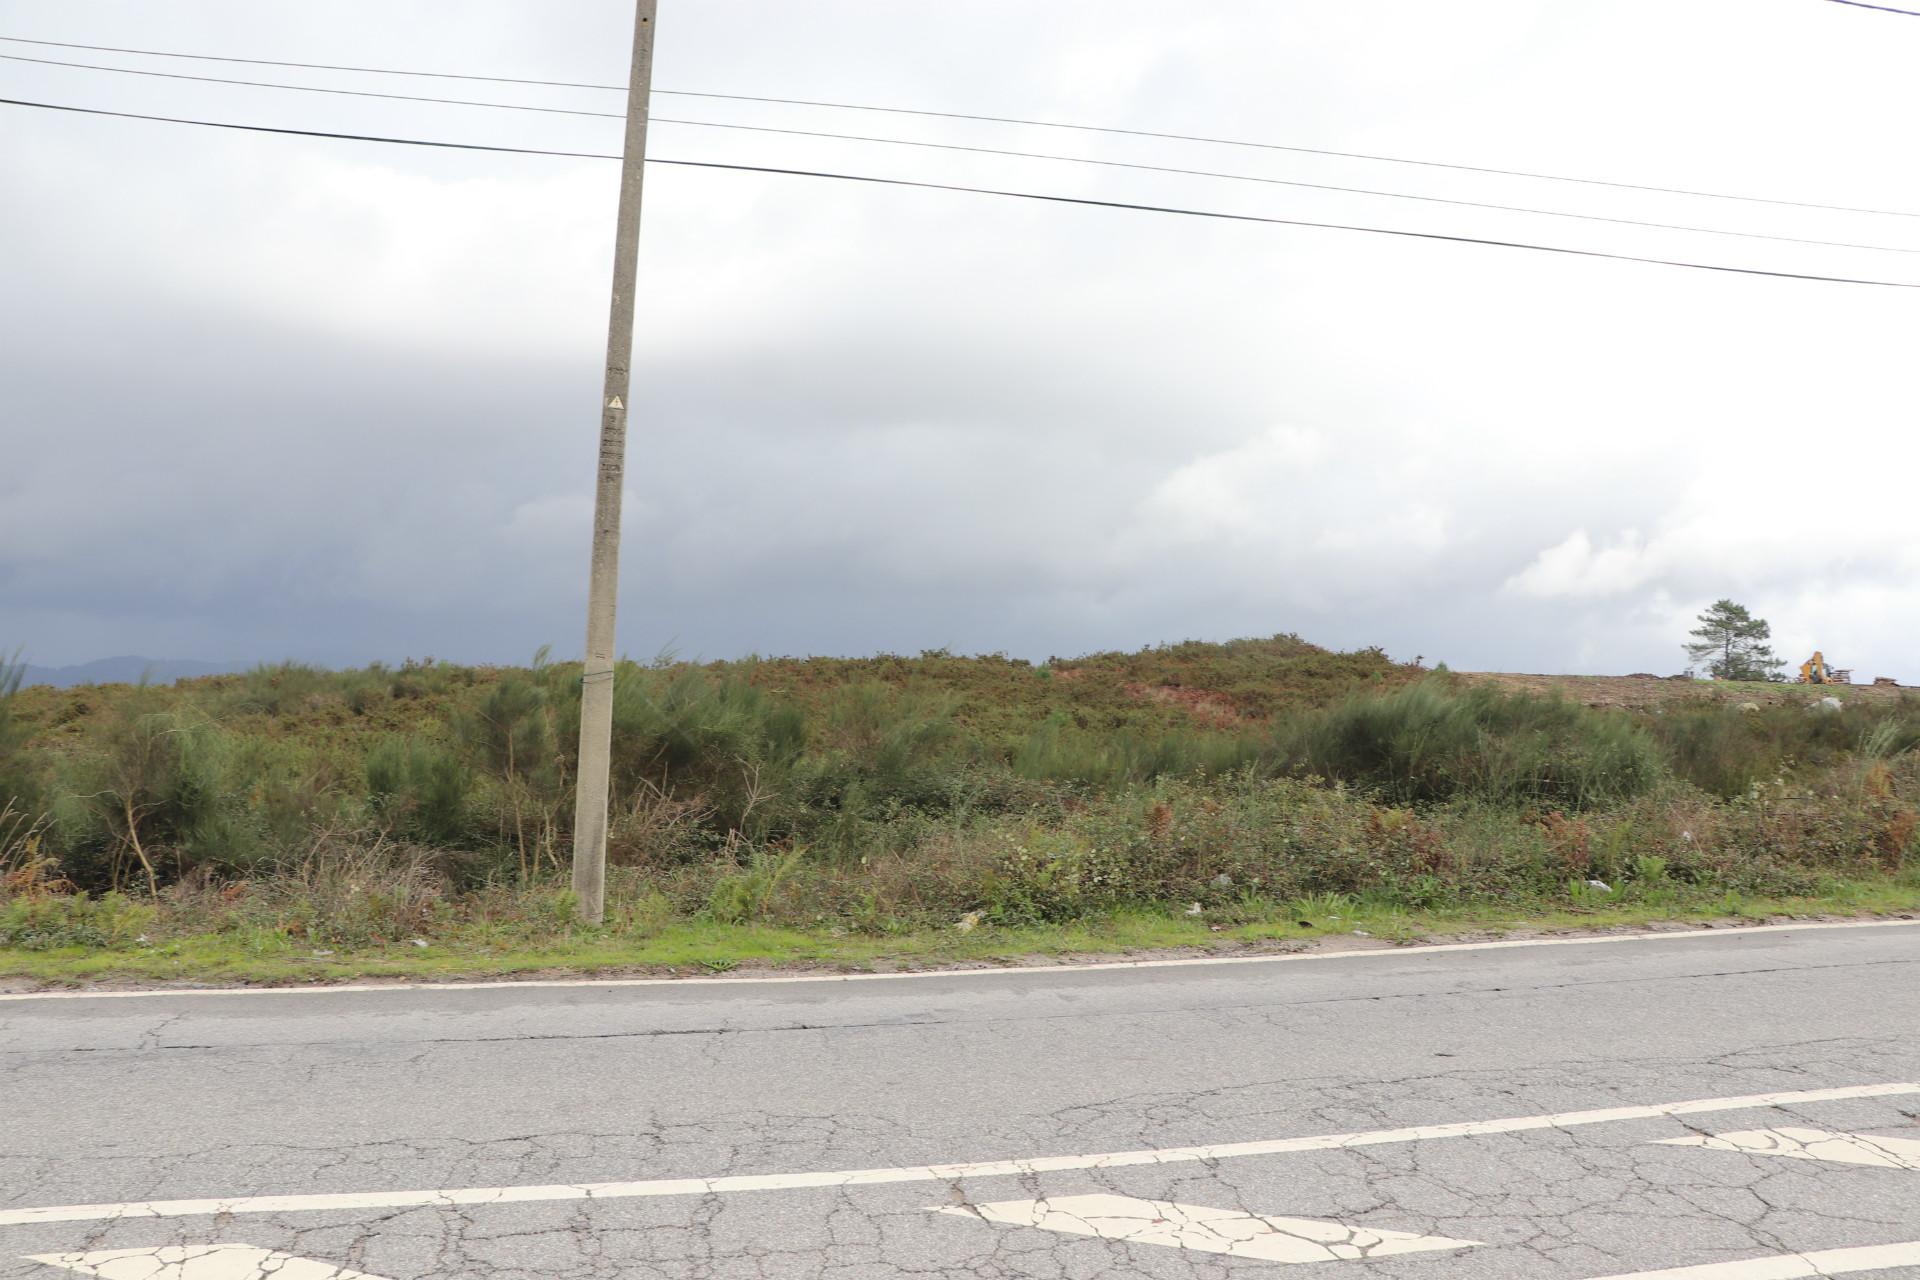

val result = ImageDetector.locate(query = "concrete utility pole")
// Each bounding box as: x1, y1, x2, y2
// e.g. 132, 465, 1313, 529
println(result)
572, 0, 658, 925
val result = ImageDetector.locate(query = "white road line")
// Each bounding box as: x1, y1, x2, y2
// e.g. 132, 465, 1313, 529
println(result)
1586, 1239, 1920, 1278
1, 917, 1914, 1003
1656, 1127, 1920, 1170
1, 1082, 1912, 1228
28, 1244, 387, 1279
930, 1194, 1479, 1263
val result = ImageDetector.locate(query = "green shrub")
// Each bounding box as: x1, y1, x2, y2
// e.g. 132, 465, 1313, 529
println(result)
784, 683, 982, 850
812, 682, 965, 795
0, 891, 152, 949
0, 654, 45, 823
366, 737, 473, 845
976, 827, 1131, 924
1012, 717, 1262, 786
385, 657, 476, 702
705, 846, 807, 923
211, 662, 338, 718
463, 673, 560, 784
1278, 680, 1662, 808
456, 669, 571, 880
580, 665, 809, 834
52, 700, 248, 891
229, 735, 355, 853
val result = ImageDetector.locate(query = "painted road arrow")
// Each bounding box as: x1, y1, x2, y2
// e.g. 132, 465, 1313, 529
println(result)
932, 1194, 1479, 1263
1656, 1127, 1920, 1171
27, 1245, 390, 1280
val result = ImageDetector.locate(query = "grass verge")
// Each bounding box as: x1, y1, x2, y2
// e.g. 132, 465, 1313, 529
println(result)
7, 878, 1916, 988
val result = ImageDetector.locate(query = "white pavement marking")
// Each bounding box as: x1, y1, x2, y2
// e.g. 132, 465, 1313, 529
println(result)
1, 1082, 1913, 1228
1586, 1239, 1920, 1279
27, 1244, 386, 1279
1656, 1127, 1920, 1170
931, 1194, 1479, 1263
2, 917, 1914, 1002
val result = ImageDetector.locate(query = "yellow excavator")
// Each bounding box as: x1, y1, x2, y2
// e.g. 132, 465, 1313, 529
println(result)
1799, 651, 1851, 685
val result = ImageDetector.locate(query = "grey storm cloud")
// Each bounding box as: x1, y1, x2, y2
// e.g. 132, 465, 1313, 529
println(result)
4, 0, 1919, 678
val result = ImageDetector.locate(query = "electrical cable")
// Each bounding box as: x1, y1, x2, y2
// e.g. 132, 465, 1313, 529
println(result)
1824, 0, 1920, 14
3, 32, 1913, 220
4, 95, 1915, 290
6, 50, 1914, 255
0, 51, 625, 117
0, 34, 621, 90
0, 95, 621, 159
651, 117, 1920, 256
652, 89, 1920, 221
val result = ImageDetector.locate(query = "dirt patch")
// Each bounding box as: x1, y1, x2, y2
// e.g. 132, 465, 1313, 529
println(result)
1123, 682, 1248, 729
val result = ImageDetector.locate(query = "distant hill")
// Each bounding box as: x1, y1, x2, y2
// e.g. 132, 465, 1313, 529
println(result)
17, 657, 246, 689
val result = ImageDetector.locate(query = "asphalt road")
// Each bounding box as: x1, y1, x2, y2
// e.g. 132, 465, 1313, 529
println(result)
3, 921, 1918, 1279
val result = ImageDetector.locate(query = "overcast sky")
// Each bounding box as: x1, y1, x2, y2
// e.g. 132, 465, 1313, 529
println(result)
4, 0, 1917, 677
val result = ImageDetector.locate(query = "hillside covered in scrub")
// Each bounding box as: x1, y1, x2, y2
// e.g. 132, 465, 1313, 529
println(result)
2, 635, 1917, 974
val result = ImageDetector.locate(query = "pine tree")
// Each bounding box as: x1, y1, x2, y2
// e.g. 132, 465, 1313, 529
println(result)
1685, 599, 1785, 681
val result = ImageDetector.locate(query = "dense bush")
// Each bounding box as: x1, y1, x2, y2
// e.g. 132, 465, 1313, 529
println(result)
1276, 680, 1662, 808
1650, 700, 1920, 798
0, 654, 41, 822
366, 737, 473, 846
50, 699, 255, 891
3, 640, 1916, 946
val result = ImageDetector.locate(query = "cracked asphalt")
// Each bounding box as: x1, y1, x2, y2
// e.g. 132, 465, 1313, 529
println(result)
2, 923, 1917, 1278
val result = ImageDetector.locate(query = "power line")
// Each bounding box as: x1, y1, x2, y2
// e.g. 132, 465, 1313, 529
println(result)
657, 89, 1920, 222
3, 95, 1916, 290
0, 34, 622, 90
665, 162, 1920, 290
0, 95, 620, 160
8, 49, 1916, 256
4, 31, 1914, 221
1824, 0, 1920, 14
653, 118, 1920, 256
0, 51, 625, 118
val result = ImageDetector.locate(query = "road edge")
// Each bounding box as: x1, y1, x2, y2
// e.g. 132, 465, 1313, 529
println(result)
3, 916, 1916, 1002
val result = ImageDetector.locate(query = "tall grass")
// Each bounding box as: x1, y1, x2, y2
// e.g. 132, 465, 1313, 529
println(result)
1650, 701, 1920, 798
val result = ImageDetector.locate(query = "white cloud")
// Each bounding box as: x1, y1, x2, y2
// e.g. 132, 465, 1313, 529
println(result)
1506, 530, 1658, 600
1144, 427, 1330, 542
